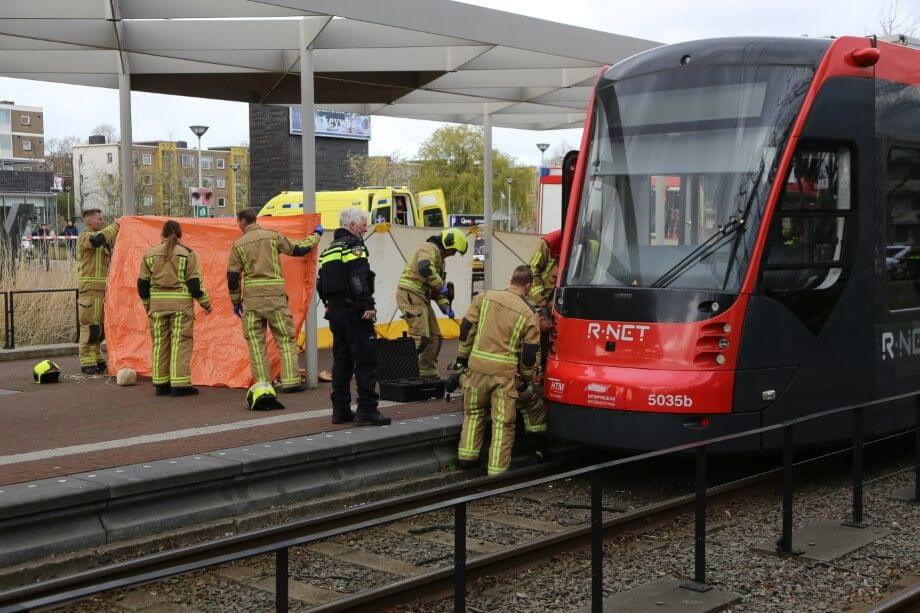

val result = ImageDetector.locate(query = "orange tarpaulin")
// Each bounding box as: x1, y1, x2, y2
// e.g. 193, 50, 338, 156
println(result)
106, 215, 320, 388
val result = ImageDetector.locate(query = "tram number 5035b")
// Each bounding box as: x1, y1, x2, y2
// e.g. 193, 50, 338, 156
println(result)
647, 394, 694, 408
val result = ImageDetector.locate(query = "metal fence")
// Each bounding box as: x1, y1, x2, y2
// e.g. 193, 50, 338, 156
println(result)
1, 288, 80, 349
0, 392, 918, 612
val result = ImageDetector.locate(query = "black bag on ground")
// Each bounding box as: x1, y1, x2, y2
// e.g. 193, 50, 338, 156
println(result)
376, 333, 444, 401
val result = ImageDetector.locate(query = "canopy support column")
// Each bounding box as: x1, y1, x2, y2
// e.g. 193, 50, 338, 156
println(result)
300, 19, 318, 389
482, 111, 494, 290
114, 0, 134, 215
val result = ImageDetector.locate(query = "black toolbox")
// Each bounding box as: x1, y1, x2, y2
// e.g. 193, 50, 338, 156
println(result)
376, 334, 445, 402
379, 377, 446, 402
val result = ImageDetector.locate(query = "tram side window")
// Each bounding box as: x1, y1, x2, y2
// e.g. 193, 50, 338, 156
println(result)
763, 146, 852, 292
885, 147, 920, 311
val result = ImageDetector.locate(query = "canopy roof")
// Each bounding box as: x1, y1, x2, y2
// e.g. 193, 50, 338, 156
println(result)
0, 0, 659, 130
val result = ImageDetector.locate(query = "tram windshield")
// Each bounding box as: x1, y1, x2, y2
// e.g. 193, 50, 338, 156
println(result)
564, 64, 814, 292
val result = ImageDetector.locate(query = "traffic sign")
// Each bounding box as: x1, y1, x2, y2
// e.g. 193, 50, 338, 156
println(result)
194, 205, 208, 218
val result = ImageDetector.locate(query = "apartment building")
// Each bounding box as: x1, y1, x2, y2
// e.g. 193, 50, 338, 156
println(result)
72, 137, 249, 216
0, 101, 45, 171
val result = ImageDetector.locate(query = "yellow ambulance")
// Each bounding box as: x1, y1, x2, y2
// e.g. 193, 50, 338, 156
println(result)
258, 187, 448, 228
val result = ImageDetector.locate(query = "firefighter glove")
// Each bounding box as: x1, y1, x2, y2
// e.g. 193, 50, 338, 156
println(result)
314, 224, 324, 236
233, 303, 243, 318
439, 283, 450, 296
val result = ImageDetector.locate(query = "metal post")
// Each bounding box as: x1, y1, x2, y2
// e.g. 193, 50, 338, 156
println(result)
844, 406, 867, 527
454, 502, 466, 613
7, 292, 14, 350
591, 469, 603, 612
197, 135, 203, 191
681, 445, 712, 592
778, 424, 801, 554
300, 18, 318, 389
117, 74, 134, 215
482, 111, 494, 290
275, 548, 289, 612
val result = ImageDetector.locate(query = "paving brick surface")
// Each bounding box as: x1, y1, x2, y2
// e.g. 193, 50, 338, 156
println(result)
0, 344, 461, 486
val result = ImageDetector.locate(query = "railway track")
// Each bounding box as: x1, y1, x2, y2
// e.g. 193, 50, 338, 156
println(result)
0, 436, 915, 612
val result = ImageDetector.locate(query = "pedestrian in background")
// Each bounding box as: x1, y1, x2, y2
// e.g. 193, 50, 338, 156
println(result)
63, 219, 79, 257
76, 208, 118, 374
227, 208, 322, 395
138, 220, 212, 396
317, 207, 390, 426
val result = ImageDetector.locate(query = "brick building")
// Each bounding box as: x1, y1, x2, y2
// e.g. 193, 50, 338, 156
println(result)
0, 101, 45, 171
248, 105, 368, 209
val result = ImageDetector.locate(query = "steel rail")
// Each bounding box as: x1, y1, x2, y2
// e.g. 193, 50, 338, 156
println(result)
866, 583, 920, 612
0, 454, 591, 612
310, 467, 782, 613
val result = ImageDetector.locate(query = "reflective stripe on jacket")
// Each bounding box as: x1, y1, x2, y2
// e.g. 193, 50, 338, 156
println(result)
139, 241, 210, 313
398, 240, 443, 297
458, 285, 540, 380
528, 238, 557, 305
227, 223, 319, 303
76, 223, 119, 292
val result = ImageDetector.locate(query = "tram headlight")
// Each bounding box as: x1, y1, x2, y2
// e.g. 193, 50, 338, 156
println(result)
715, 353, 726, 365
718, 337, 730, 350
722, 323, 731, 333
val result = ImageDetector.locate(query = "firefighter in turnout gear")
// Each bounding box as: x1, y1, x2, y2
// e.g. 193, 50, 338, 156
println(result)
76, 208, 119, 374
317, 207, 390, 426
227, 208, 322, 393
527, 229, 561, 308
456, 265, 541, 475
138, 220, 212, 397
397, 227, 468, 377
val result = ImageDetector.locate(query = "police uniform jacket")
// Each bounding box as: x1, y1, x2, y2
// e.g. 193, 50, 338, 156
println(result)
457, 285, 541, 380
317, 228, 375, 312
227, 223, 319, 305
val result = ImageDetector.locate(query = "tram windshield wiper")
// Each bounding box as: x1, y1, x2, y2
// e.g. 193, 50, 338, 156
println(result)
648, 215, 746, 289
649, 162, 766, 289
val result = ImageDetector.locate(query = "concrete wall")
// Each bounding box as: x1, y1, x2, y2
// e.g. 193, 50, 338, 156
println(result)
249, 104, 368, 209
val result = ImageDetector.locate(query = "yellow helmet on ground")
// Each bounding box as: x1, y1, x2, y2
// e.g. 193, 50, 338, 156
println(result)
246, 381, 285, 411
33, 360, 61, 384
440, 228, 468, 255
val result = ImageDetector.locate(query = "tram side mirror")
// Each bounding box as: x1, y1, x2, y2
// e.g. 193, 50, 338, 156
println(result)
561, 150, 579, 228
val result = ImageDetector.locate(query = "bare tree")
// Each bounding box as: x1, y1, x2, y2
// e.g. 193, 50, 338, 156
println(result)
346, 153, 420, 192
90, 123, 118, 144
878, 0, 919, 37
548, 139, 576, 167
45, 135, 82, 185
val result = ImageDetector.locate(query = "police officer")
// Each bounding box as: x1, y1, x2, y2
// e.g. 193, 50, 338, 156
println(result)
396, 228, 468, 378
138, 220, 212, 397
227, 208, 322, 393
317, 207, 390, 426
455, 265, 541, 476
527, 229, 561, 308
76, 208, 119, 375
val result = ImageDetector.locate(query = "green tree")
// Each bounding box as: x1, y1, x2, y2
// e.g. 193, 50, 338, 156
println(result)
415, 125, 536, 230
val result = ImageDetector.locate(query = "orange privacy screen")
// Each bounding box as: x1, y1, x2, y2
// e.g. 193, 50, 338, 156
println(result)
106, 215, 320, 388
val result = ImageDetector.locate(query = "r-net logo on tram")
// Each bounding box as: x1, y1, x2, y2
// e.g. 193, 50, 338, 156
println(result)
586, 322, 651, 342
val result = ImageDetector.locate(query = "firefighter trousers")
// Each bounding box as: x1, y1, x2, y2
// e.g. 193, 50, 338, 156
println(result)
458, 370, 518, 476
518, 393, 547, 433
396, 288, 441, 377
241, 295, 300, 387
148, 308, 195, 388
78, 289, 106, 367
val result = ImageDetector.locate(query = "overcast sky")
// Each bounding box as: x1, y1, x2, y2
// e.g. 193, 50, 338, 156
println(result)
0, 0, 911, 166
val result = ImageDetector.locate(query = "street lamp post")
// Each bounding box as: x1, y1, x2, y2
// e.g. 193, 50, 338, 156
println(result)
536, 143, 550, 168
63, 186, 72, 221
230, 162, 240, 216
189, 125, 209, 189
505, 177, 513, 231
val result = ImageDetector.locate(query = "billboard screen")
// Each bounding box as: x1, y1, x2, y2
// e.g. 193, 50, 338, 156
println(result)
289, 108, 371, 140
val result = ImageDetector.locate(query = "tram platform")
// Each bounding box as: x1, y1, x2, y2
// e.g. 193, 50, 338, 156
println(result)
0, 344, 466, 567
